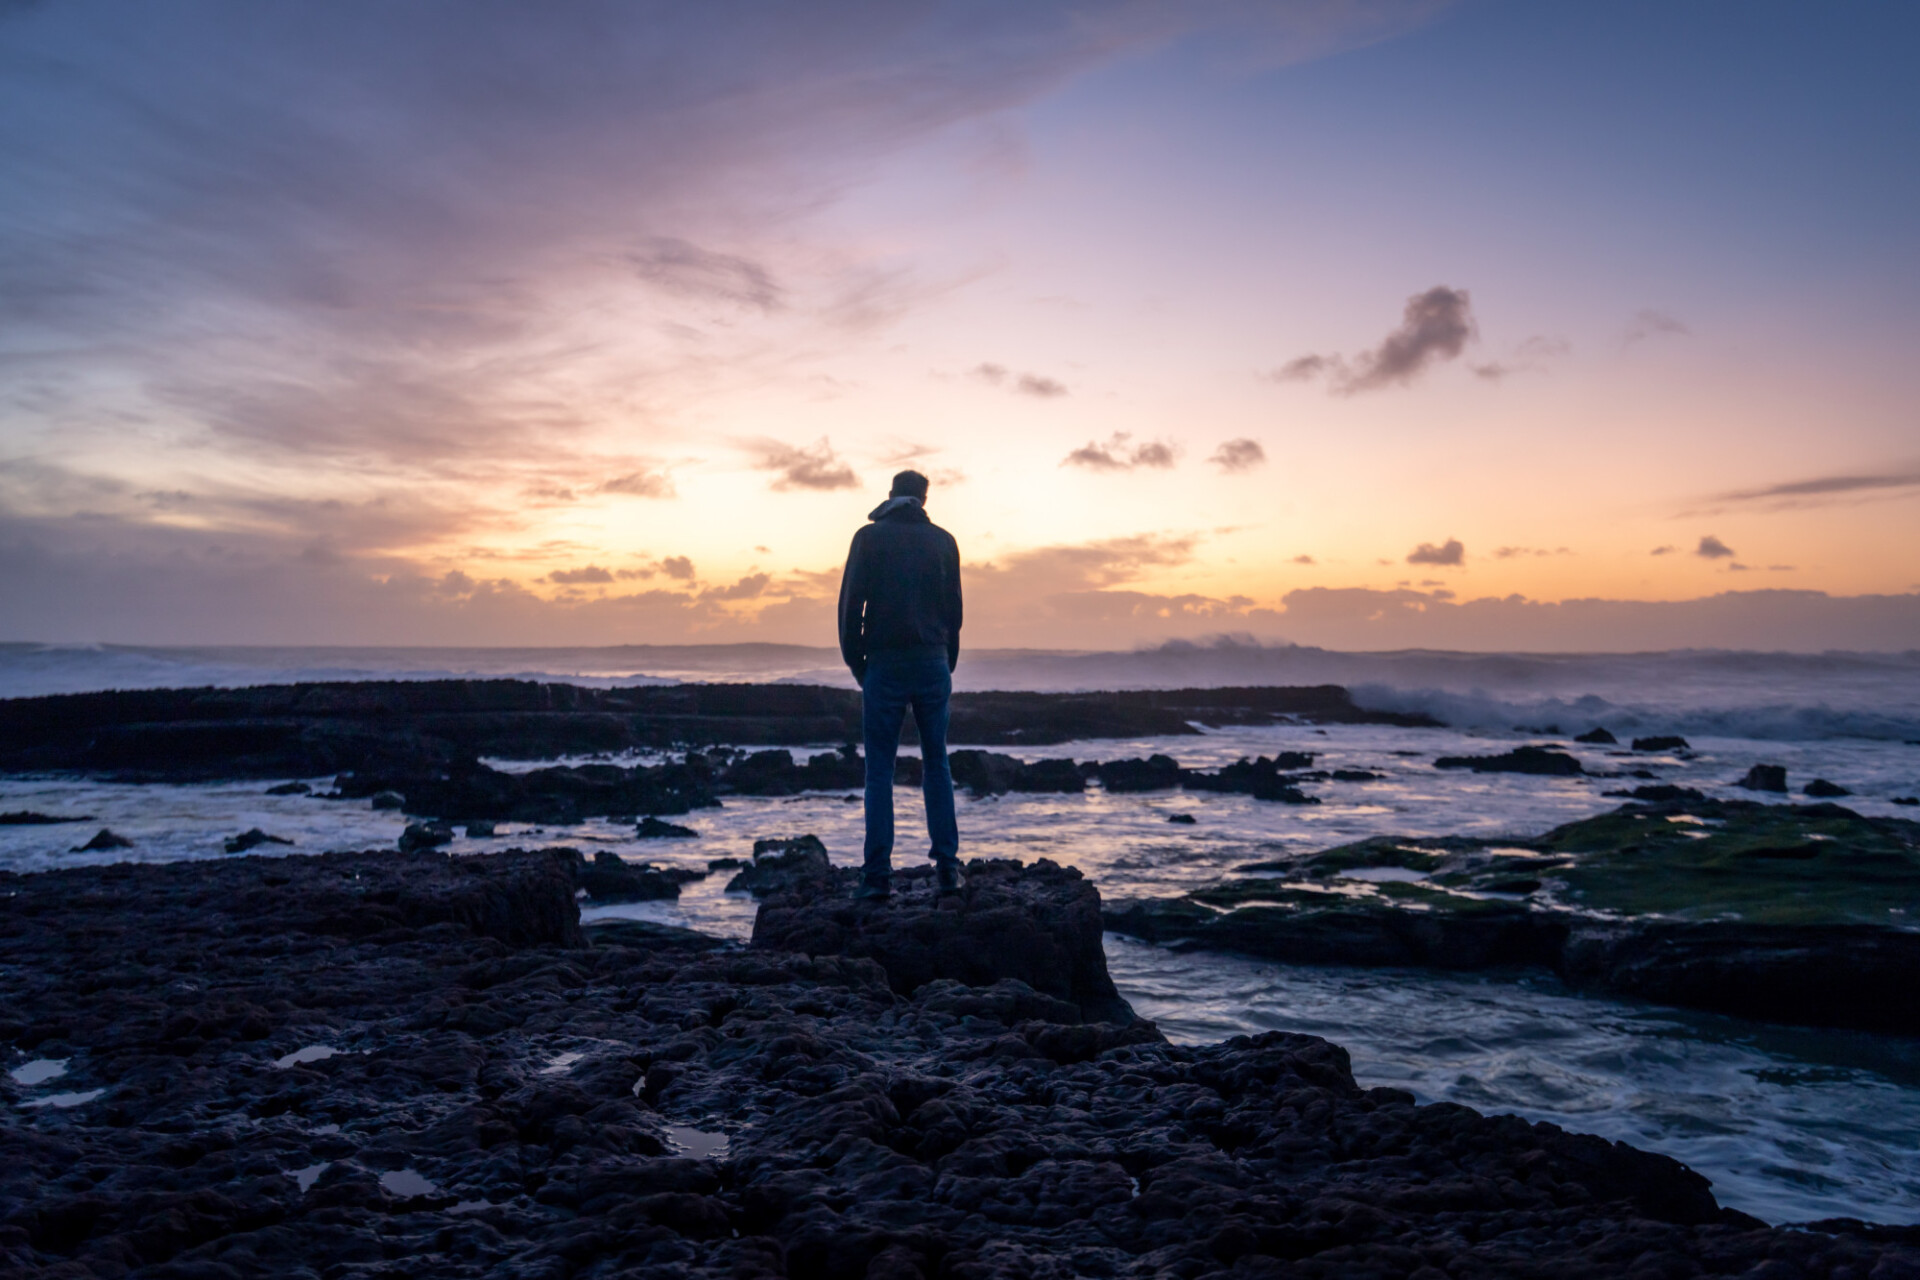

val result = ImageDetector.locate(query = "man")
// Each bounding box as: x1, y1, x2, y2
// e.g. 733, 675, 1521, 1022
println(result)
837, 469, 963, 900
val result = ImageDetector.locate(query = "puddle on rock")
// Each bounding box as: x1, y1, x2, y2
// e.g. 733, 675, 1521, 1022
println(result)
9, 1058, 68, 1086
540, 1051, 585, 1075
291, 1162, 329, 1192
448, 1200, 492, 1215
23, 1088, 104, 1109
273, 1044, 343, 1069
663, 1124, 730, 1160
1339, 866, 1430, 883
380, 1168, 438, 1199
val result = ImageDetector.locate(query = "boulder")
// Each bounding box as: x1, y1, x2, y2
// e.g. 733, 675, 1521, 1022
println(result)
265, 781, 311, 795
70, 827, 133, 851
636, 816, 699, 838
397, 821, 454, 853
1805, 778, 1851, 798
948, 750, 1085, 797
1737, 763, 1789, 792
1574, 727, 1618, 744
751, 857, 1137, 1023
725, 835, 834, 897
224, 828, 293, 854
369, 790, 405, 810
574, 849, 705, 902
1433, 745, 1583, 776
1092, 754, 1183, 792
1632, 735, 1691, 752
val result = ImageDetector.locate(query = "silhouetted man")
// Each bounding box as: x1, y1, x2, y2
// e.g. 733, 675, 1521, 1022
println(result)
838, 469, 963, 900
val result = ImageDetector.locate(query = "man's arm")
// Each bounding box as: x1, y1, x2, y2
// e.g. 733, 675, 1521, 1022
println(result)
837, 530, 870, 683
943, 532, 963, 672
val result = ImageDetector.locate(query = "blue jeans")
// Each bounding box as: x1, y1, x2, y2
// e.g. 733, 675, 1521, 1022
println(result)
861, 647, 958, 881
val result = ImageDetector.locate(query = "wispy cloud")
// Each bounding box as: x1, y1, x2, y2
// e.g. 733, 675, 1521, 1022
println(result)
1209, 438, 1266, 472
1473, 335, 1570, 382
1061, 433, 1179, 472
1493, 545, 1572, 558
1281, 286, 1478, 395
739, 437, 859, 491
1407, 538, 1465, 567
629, 238, 784, 311
1705, 467, 1920, 511
1623, 308, 1689, 345
1016, 373, 1067, 398
599, 468, 675, 499
969, 363, 1068, 397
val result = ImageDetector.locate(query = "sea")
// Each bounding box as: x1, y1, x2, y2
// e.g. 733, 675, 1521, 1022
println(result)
3, 640, 1918, 1226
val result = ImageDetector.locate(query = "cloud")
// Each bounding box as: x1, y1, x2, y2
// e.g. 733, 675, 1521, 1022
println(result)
970, 364, 1067, 397
1291, 554, 1315, 565
1709, 467, 1920, 510
1493, 545, 1572, 558
1696, 535, 1735, 559
1623, 309, 1689, 345
702, 572, 771, 601
659, 555, 695, 581
1472, 335, 1570, 382
1282, 287, 1477, 395
1407, 537, 1465, 567
1650, 545, 1678, 556
548, 565, 614, 585
1061, 432, 1178, 472
1270, 354, 1328, 382
1209, 438, 1266, 472
1015, 373, 1067, 398
629, 237, 783, 310
599, 468, 675, 499
740, 437, 859, 491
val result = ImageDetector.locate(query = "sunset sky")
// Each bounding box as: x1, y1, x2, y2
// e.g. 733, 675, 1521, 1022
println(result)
3, 1, 1917, 651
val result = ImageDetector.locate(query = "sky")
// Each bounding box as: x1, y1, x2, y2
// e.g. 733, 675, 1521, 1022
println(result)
2, 0, 1917, 652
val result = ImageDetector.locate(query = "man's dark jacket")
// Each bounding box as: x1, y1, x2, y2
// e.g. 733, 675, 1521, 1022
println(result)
838, 500, 962, 681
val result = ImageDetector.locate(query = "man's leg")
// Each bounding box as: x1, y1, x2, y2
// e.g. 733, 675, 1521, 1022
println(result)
861, 658, 910, 889
910, 659, 959, 869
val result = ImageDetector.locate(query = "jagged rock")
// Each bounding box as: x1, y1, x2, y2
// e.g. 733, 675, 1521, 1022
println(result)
397, 821, 454, 853
1602, 784, 1707, 802
264, 781, 311, 795
725, 835, 833, 897
225, 827, 294, 853
1182, 754, 1321, 802
574, 849, 705, 902
637, 816, 699, 838
1575, 727, 1619, 744
70, 827, 133, 851
1092, 753, 1183, 792
1433, 745, 1583, 776
1634, 735, 1691, 752
948, 749, 1085, 797
1805, 778, 1852, 798
1332, 768, 1384, 781
1738, 763, 1789, 792
751, 857, 1137, 1023
1167, 813, 1197, 824
369, 790, 405, 810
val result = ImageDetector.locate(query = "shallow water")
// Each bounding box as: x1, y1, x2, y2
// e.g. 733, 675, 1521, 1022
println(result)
5, 721, 1919, 1223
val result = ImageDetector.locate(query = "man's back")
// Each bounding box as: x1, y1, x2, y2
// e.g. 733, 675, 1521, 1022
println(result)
838, 499, 962, 677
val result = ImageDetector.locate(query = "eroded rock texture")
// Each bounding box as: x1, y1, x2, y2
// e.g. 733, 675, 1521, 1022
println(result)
3, 850, 1916, 1279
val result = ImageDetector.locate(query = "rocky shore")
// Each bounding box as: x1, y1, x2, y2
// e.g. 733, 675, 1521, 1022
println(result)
0, 680, 1435, 783
1106, 795, 1920, 1034
6, 846, 1918, 1277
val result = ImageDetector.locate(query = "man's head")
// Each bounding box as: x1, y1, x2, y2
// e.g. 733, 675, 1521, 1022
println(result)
889, 469, 929, 501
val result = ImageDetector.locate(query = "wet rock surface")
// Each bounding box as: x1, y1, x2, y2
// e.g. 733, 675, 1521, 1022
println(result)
1433, 746, 1585, 776
1109, 797, 1920, 1033
3, 849, 1916, 1276
0, 680, 1435, 783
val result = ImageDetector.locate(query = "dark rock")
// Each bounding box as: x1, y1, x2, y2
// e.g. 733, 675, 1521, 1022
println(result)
465, 820, 496, 837
4, 847, 1917, 1276
397, 821, 455, 853
575, 849, 705, 902
752, 857, 1138, 1023
369, 790, 405, 810
0, 811, 91, 825
1634, 735, 1692, 752
1738, 764, 1790, 792
1182, 754, 1321, 802
725, 835, 834, 897
1575, 727, 1619, 744
1167, 813, 1197, 825
637, 816, 699, 839
1433, 745, 1583, 776
1895, 797, 1919, 807
1093, 753, 1184, 792
707, 856, 743, 869
949, 749, 1085, 797
1805, 778, 1852, 798
1602, 784, 1707, 803
1332, 768, 1384, 781
264, 781, 311, 795
70, 827, 133, 851
225, 828, 294, 854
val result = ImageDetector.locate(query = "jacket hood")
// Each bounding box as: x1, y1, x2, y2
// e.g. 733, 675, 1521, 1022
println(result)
868, 495, 928, 522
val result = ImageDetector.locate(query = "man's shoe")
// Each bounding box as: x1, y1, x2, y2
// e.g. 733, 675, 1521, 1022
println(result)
852, 878, 892, 902
935, 861, 965, 894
